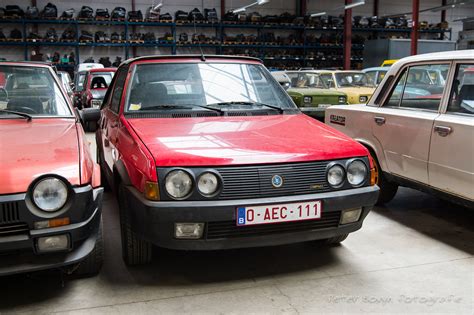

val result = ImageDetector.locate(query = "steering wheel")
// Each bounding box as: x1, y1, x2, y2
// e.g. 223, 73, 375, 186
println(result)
14, 106, 37, 114
0, 87, 8, 101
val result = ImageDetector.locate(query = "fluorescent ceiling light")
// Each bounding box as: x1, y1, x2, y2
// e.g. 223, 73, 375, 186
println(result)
232, 7, 247, 13
345, 1, 366, 10
232, 0, 270, 14
310, 12, 327, 17
257, 0, 270, 4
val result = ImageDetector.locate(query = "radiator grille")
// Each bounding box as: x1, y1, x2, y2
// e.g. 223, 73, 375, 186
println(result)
0, 201, 20, 224
206, 211, 341, 239
0, 222, 29, 237
216, 161, 330, 200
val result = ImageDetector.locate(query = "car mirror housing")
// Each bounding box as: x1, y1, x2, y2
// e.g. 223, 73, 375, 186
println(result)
80, 108, 101, 123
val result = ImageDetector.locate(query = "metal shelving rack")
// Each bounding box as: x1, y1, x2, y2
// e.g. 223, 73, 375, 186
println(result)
0, 18, 452, 68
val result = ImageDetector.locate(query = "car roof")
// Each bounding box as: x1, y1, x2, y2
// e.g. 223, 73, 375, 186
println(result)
0, 61, 53, 69
363, 67, 390, 72
88, 67, 117, 73
300, 70, 365, 74
122, 54, 262, 65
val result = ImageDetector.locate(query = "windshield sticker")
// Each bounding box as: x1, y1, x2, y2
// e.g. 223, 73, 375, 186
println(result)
129, 103, 141, 111
330, 114, 346, 126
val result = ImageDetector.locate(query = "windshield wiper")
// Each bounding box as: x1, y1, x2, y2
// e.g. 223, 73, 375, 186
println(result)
208, 101, 284, 113
0, 109, 32, 121
139, 104, 224, 114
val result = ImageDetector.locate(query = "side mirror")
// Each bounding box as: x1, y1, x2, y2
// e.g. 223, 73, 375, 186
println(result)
78, 108, 101, 132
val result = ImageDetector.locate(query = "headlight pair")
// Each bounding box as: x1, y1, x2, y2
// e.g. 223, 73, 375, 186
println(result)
327, 160, 367, 188
32, 177, 69, 212
165, 170, 220, 200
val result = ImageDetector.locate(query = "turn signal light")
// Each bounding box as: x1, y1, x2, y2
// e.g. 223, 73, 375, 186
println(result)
144, 181, 160, 201
370, 167, 377, 186
34, 217, 70, 230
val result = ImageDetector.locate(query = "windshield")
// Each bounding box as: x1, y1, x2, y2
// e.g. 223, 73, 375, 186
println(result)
75, 73, 86, 91
286, 72, 328, 89
125, 63, 294, 112
0, 65, 72, 117
335, 72, 374, 87
89, 72, 114, 89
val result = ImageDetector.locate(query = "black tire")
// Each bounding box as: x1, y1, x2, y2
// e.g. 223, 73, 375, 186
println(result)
118, 183, 152, 265
75, 217, 104, 276
324, 233, 348, 245
371, 153, 398, 205
96, 149, 111, 192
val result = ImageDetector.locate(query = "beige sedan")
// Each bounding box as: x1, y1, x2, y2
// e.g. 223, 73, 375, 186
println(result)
325, 50, 474, 208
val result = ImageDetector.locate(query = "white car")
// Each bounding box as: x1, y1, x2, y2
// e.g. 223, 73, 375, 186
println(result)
325, 50, 474, 208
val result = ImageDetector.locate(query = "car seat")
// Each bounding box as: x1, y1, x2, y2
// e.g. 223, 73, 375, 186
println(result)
142, 83, 169, 108
91, 76, 108, 89
7, 98, 44, 114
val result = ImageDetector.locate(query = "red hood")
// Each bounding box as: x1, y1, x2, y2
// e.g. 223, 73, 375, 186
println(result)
127, 114, 368, 167
0, 119, 80, 194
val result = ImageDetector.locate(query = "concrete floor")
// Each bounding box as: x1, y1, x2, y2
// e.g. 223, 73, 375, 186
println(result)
0, 136, 472, 314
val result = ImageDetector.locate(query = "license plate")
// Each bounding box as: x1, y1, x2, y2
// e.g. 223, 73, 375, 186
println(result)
318, 104, 332, 108
236, 201, 322, 226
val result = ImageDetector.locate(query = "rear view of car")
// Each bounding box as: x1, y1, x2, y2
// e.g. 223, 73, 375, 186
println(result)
0, 62, 104, 276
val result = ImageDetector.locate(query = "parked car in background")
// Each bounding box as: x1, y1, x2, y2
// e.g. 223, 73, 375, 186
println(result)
274, 71, 347, 119
85, 55, 379, 265
0, 61, 104, 276
363, 67, 389, 86
315, 70, 376, 104
57, 70, 74, 101
75, 62, 104, 73
325, 50, 473, 208
76, 68, 116, 108
271, 71, 291, 89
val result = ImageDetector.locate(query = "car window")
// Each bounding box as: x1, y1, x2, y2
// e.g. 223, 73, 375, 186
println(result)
0, 65, 72, 117
125, 63, 294, 112
377, 71, 386, 85
365, 71, 376, 85
447, 64, 474, 115
385, 64, 449, 111
286, 72, 327, 89
89, 72, 114, 89
320, 74, 335, 88
110, 67, 128, 113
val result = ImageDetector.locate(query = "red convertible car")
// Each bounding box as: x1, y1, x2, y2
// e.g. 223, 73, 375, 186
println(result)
0, 61, 103, 276
85, 55, 379, 265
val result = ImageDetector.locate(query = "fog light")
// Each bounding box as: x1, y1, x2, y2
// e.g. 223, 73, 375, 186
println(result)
37, 234, 70, 252
175, 223, 204, 239
340, 208, 362, 225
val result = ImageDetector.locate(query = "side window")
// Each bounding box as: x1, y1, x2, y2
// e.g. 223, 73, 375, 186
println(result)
320, 74, 335, 88
109, 67, 128, 113
385, 64, 450, 111
447, 64, 474, 115
377, 71, 386, 85
366, 71, 376, 85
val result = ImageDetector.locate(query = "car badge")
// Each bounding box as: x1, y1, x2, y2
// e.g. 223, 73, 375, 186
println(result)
271, 175, 284, 188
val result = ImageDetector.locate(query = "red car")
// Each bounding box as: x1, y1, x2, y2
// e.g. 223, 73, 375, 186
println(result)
0, 62, 103, 276
86, 55, 379, 265
76, 68, 116, 109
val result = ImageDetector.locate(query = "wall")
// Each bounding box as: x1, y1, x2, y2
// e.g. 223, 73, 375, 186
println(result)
0, 0, 471, 63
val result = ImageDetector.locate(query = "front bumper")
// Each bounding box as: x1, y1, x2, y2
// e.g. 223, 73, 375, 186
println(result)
0, 186, 103, 276
123, 185, 379, 250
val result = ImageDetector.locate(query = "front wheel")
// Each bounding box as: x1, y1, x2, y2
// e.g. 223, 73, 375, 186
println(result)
118, 183, 152, 266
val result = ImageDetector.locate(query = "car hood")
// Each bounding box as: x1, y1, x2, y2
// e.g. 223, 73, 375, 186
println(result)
127, 114, 368, 167
288, 88, 345, 96
335, 86, 375, 96
90, 89, 107, 99
0, 119, 80, 194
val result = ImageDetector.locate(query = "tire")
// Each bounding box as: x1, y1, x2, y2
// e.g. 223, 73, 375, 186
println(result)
324, 233, 348, 245
118, 183, 152, 265
75, 217, 104, 276
371, 153, 398, 205
96, 149, 111, 192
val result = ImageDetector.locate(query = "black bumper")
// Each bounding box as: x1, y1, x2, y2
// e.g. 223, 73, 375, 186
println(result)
124, 185, 379, 250
0, 186, 103, 276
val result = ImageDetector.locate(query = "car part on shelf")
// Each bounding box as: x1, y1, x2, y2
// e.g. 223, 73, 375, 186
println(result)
61, 8, 75, 20
204, 8, 218, 23
143, 32, 156, 42
78, 6, 94, 19
159, 12, 172, 22
248, 12, 262, 23
27, 32, 41, 41
188, 8, 204, 21
44, 28, 58, 41
179, 32, 188, 42
79, 30, 93, 42
25, 6, 39, 19
10, 28, 22, 40
223, 11, 238, 22
95, 8, 110, 19
41, 3, 57, 19
128, 10, 143, 21
146, 6, 160, 21
95, 31, 109, 42
5, 5, 24, 18
279, 12, 296, 24
175, 10, 188, 22
111, 7, 126, 20
61, 27, 76, 41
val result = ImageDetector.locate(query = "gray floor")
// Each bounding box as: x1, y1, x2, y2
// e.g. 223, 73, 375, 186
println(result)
0, 136, 472, 314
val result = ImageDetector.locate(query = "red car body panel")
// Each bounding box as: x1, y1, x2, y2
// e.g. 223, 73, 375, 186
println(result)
126, 114, 369, 168
0, 119, 80, 194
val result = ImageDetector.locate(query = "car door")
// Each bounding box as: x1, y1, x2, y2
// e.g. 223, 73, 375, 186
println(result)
100, 66, 128, 172
372, 63, 451, 184
429, 62, 474, 200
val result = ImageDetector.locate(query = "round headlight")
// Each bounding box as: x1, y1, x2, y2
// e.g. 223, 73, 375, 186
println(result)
33, 178, 68, 212
198, 172, 219, 196
165, 170, 193, 199
327, 165, 345, 187
347, 160, 367, 186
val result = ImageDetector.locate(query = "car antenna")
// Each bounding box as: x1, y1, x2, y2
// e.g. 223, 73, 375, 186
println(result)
193, 15, 206, 61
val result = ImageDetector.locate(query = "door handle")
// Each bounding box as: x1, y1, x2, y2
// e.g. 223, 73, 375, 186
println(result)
374, 116, 386, 125
434, 125, 452, 137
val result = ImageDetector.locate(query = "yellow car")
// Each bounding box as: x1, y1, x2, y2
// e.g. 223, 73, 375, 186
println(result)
381, 59, 398, 67
314, 70, 376, 104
